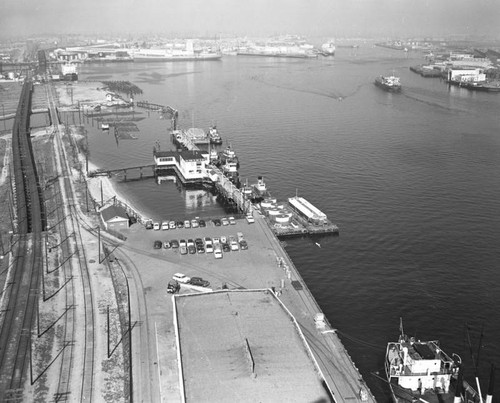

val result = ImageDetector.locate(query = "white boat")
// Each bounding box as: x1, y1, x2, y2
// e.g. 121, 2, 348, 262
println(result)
321, 41, 336, 56
385, 320, 481, 403
208, 126, 223, 145
101, 123, 110, 130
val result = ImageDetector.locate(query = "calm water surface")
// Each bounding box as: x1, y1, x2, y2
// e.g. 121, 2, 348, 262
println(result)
78, 46, 500, 401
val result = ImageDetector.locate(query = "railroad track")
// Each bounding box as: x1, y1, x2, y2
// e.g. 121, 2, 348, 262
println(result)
0, 80, 45, 400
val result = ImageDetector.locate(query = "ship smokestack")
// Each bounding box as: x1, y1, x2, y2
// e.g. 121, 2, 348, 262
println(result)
485, 364, 495, 403
454, 367, 463, 403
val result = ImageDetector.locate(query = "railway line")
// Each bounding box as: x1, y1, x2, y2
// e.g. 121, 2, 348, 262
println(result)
0, 80, 45, 400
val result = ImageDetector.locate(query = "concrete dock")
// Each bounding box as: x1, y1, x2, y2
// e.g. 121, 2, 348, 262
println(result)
119, 210, 375, 402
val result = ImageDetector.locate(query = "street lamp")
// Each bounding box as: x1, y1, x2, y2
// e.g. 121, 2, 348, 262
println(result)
1, 104, 6, 131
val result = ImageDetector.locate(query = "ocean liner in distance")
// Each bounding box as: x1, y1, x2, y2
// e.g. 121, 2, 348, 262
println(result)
134, 40, 222, 62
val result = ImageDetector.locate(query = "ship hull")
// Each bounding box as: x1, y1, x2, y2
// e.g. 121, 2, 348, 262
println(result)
374, 79, 401, 92
134, 54, 222, 62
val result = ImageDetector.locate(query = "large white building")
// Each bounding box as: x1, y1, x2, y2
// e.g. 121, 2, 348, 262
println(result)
447, 68, 486, 83
154, 150, 210, 181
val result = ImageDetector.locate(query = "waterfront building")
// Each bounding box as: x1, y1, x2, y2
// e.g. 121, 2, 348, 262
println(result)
100, 205, 129, 231
288, 196, 328, 225
447, 67, 486, 84
154, 150, 210, 181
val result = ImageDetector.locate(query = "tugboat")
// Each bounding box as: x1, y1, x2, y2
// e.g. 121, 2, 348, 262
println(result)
374, 74, 401, 92
251, 176, 271, 202
208, 125, 223, 145
385, 319, 482, 403
219, 144, 239, 167
320, 41, 336, 56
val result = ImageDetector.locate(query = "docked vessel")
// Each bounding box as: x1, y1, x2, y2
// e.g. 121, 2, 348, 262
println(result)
320, 41, 336, 56
134, 41, 222, 62
251, 176, 271, 202
218, 144, 239, 167
61, 62, 78, 81
385, 321, 481, 403
374, 75, 401, 92
208, 126, 223, 145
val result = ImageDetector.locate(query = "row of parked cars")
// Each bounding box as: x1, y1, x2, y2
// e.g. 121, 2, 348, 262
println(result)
153, 234, 248, 258
147, 216, 244, 231
167, 273, 210, 294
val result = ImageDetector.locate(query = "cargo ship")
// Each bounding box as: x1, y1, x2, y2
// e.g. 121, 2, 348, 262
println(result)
134, 41, 222, 62
374, 75, 401, 92
237, 44, 317, 59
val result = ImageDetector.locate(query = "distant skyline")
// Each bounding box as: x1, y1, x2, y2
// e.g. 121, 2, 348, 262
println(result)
1, 0, 499, 40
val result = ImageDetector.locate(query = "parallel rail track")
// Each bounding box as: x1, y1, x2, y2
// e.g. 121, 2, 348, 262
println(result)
0, 80, 45, 400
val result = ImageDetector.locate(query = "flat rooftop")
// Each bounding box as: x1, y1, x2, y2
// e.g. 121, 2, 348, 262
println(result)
174, 289, 330, 403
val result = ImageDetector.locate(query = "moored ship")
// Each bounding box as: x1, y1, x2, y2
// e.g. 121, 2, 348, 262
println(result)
385, 320, 482, 403
374, 74, 401, 92
320, 41, 336, 56
208, 126, 223, 145
134, 41, 222, 62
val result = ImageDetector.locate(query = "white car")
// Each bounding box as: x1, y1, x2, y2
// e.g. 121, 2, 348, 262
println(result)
229, 216, 236, 225
220, 236, 227, 244
153, 222, 160, 230
191, 219, 199, 228
214, 250, 223, 259
161, 221, 169, 230
246, 215, 255, 224
184, 220, 191, 229
173, 273, 190, 284
221, 217, 230, 226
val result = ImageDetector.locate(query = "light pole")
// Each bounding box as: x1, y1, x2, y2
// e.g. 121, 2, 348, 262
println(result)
1, 104, 5, 131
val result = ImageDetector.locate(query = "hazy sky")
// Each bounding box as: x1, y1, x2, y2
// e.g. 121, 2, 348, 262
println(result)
1, 0, 499, 39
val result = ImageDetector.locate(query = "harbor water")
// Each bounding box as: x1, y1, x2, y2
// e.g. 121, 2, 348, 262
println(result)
76, 45, 500, 401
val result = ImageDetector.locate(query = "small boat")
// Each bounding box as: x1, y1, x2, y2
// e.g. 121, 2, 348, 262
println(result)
385, 320, 482, 403
251, 176, 271, 202
208, 125, 223, 145
320, 41, 336, 56
219, 144, 239, 166
374, 74, 401, 92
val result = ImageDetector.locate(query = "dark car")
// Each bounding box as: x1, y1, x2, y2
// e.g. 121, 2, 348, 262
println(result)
176, 220, 184, 229
188, 245, 196, 254
199, 219, 206, 228
146, 220, 154, 230
222, 243, 231, 252
196, 245, 205, 254
190, 277, 210, 287
170, 239, 179, 248
212, 218, 221, 226
167, 280, 180, 294
239, 240, 248, 250
153, 240, 162, 249
164, 241, 171, 249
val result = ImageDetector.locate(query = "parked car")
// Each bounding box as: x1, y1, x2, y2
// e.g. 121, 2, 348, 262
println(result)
221, 217, 230, 226
246, 215, 255, 224
229, 216, 236, 225
195, 238, 204, 246
184, 220, 191, 229
164, 241, 171, 249
161, 221, 169, 230
170, 240, 179, 248
153, 222, 160, 230
153, 240, 162, 249
220, 235, 227, 244
169, 220, 177, 229
187, 239, 195, 247
222, 243, 231, 252
199, 219, 206, 228
180, 246, 188, 255
179, 239, 187, 248
196, 245, 205, 254
239, 240, 248, 250
229, 236, 239, 251
188, 245, 196, 254
167, 280, 180, 294
191, 219, 199, 228
173, 273, 190, 283
176, 221, 184, 229
237, 232, 244, 242
213, 218, 221, 227
190, 277, 210, 287
145, 220, 154, 230
214, 250, 223, 259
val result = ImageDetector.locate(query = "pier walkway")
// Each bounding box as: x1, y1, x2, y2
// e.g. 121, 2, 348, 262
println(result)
211, 165, 253, 214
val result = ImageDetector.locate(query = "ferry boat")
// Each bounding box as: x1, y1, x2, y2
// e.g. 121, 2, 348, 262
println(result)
320, 41, 336, 56
208, 126, 223, 145
374, 75, 402, 92
385, 321, 481, 403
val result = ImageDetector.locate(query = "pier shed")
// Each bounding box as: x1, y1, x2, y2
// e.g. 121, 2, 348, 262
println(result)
288, 196, 327, 225
173, 289, 331, 402
154, 149, 210, 181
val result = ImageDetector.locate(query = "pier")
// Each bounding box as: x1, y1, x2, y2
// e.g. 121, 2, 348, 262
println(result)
135, 100, 178, 129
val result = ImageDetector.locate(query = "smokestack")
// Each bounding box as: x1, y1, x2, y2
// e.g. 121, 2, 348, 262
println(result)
454, 367, 463, 403
485, 364, 495, 403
